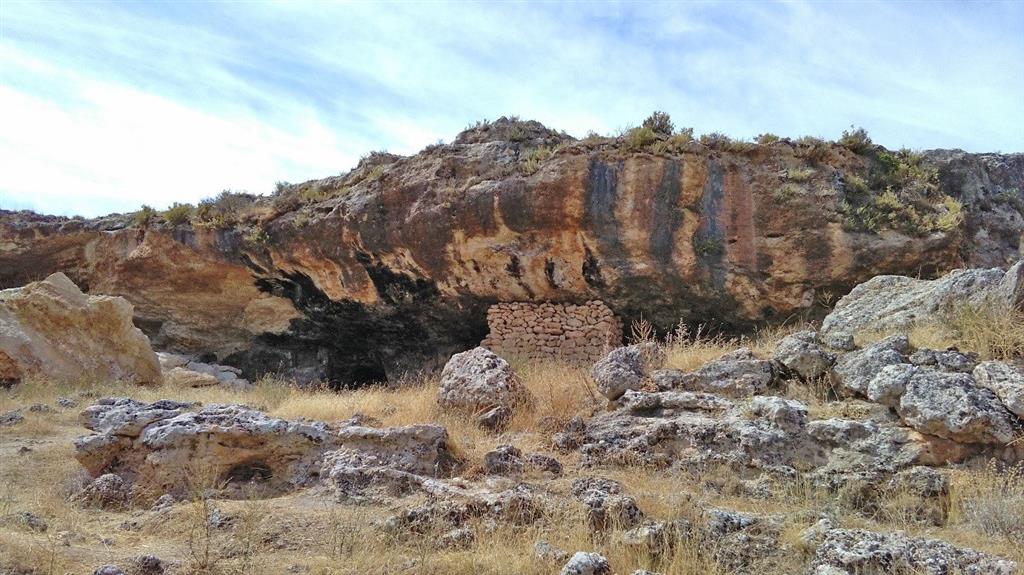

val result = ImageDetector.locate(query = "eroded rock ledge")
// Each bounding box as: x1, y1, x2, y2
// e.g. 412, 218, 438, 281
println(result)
3, 120, 1022, 385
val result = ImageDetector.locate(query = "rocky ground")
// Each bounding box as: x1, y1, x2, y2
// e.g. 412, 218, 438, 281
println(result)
2, 265, 1023, 574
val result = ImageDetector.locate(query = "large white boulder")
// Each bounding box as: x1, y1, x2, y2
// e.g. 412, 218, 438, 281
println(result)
0, 272, 161, 385
437, 347, 530, 414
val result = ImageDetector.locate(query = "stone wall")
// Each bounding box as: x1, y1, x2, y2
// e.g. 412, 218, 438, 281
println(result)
481, 301, 622, 363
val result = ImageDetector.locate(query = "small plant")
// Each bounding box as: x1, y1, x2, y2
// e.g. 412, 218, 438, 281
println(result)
520, 145, 554, 175
365, 165, 386, 183
786, 167, 815, 182
642, 111, 675, 136
244, 224, 270, 246
796, 136, 831, 164
839, 125, 873, 154
693, 235, 723, 257
954, 460, 1024, 542
773, 183, 803, 203
844, 174, 870, 196
756, 133, 781, 145
626, 126, 659, 151
163, 202, 194, 225
132, 205, 157, 227
300, 184, 329, 204
699, 132, 733, 148
274, 181, 290, 194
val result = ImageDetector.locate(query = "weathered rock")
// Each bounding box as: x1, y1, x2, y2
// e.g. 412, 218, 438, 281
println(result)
74, 399, 455, 499
475, 407, 510, 433
130, 555, 166, 575
592, 343, 663, 400
559, 551, 611, 575
822, 262, 1024, 338
651, 348, 776, 397
11, 511, 48, 532
482, 445, 562, 477
773, 331, 837, 381
0, 272, 161, 385
973, 361, 1024, 418
831, 336, 910, 397
3, 139, 1022, 388
74, 473, 132, 509
534, 539, 570, 563
897, 370, 1019, 444
571, 477, 643, 531
437, 347, 529, 415
865, 364, 917, 407
908, 348, 977, 373
811, 528, 1017, 574
93, 566, 125, 575
0, 409, 23, 426
163, 366, 220, 388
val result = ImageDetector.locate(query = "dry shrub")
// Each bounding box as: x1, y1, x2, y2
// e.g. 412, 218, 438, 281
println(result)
861, 300, 1024, 361
950, 460, 1024, 543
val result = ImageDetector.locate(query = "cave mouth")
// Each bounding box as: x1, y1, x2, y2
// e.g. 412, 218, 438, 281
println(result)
330, 359, 389, 390
224, 460, 273, 484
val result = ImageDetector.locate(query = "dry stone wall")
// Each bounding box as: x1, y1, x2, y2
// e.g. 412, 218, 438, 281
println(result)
481, 301, 622, 364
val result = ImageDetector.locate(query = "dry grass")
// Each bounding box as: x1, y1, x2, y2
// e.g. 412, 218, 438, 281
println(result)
2, 328, 1022, 573
859, 300, 1024, 361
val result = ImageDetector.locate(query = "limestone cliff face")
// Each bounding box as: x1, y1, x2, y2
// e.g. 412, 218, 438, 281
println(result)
2, 120, 1022, 385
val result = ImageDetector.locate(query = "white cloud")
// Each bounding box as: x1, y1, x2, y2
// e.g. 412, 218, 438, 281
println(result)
0, 1, 1021, 216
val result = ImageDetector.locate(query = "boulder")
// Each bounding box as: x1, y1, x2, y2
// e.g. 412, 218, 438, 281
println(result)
592, 343, 664, 400
973, 361, 1024, 418
897, 370, 1019, 444
831, 336, 910, 397
0, 272, 161, 385
821, 262, 1024, 338
559, 552, 611, 575
811, 528, 1016, 574
571, 477, 643, 531
437, 347, 529, 414
773, 331, 837, 381
73, 398, 455, 499
651, 348, 776, 397
163, 367, 219, 388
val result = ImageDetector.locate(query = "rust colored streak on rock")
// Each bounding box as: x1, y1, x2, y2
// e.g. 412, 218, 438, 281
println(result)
722, 168, 758, 273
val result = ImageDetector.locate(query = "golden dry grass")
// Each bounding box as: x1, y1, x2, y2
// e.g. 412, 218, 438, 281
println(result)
858, 300, 1024, 361
2, 329, 1022, 574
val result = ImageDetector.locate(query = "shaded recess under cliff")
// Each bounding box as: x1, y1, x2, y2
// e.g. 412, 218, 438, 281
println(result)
1, 118, 1022, 386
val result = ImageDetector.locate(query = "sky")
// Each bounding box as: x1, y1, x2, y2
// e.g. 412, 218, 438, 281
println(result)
1, 1, 1022, 217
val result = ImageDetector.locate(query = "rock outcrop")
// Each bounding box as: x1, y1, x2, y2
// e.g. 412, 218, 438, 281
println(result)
0, 272, 161, 385
822, 261, 1024, 338
2, 120, 1022, 386
73, 398, 455, 499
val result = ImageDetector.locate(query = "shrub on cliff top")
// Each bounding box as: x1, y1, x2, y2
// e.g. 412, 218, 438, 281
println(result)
132, 205, 157, 227
642, 111, 675, 136
163, 202, 194, 225
839, 126, 873, 154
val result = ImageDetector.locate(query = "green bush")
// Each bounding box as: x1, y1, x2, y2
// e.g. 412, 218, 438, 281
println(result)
787, 167, 815, 182
132, 205, 157, 227
839, 126, 873, 154
642, 111, 674, 136
756, 133, 781, 145
625, 126, 658, 151
773, 183, 803, 203
520, 146, 554, 175
163, 202, 194, 225
699, 132, 733, 148
194, 191, 256, 228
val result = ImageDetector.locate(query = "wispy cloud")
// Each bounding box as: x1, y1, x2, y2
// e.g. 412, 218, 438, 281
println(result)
1, 1, 1021, 216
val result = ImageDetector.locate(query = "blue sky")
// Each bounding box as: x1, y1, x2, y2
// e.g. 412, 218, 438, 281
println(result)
1, 1, 1022, 217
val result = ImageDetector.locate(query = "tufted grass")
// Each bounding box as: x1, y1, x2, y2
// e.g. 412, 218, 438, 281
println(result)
857, 300, 1024, 361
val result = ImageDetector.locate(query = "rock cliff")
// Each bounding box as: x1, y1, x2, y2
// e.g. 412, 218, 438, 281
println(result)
1, 119, 1022, 385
